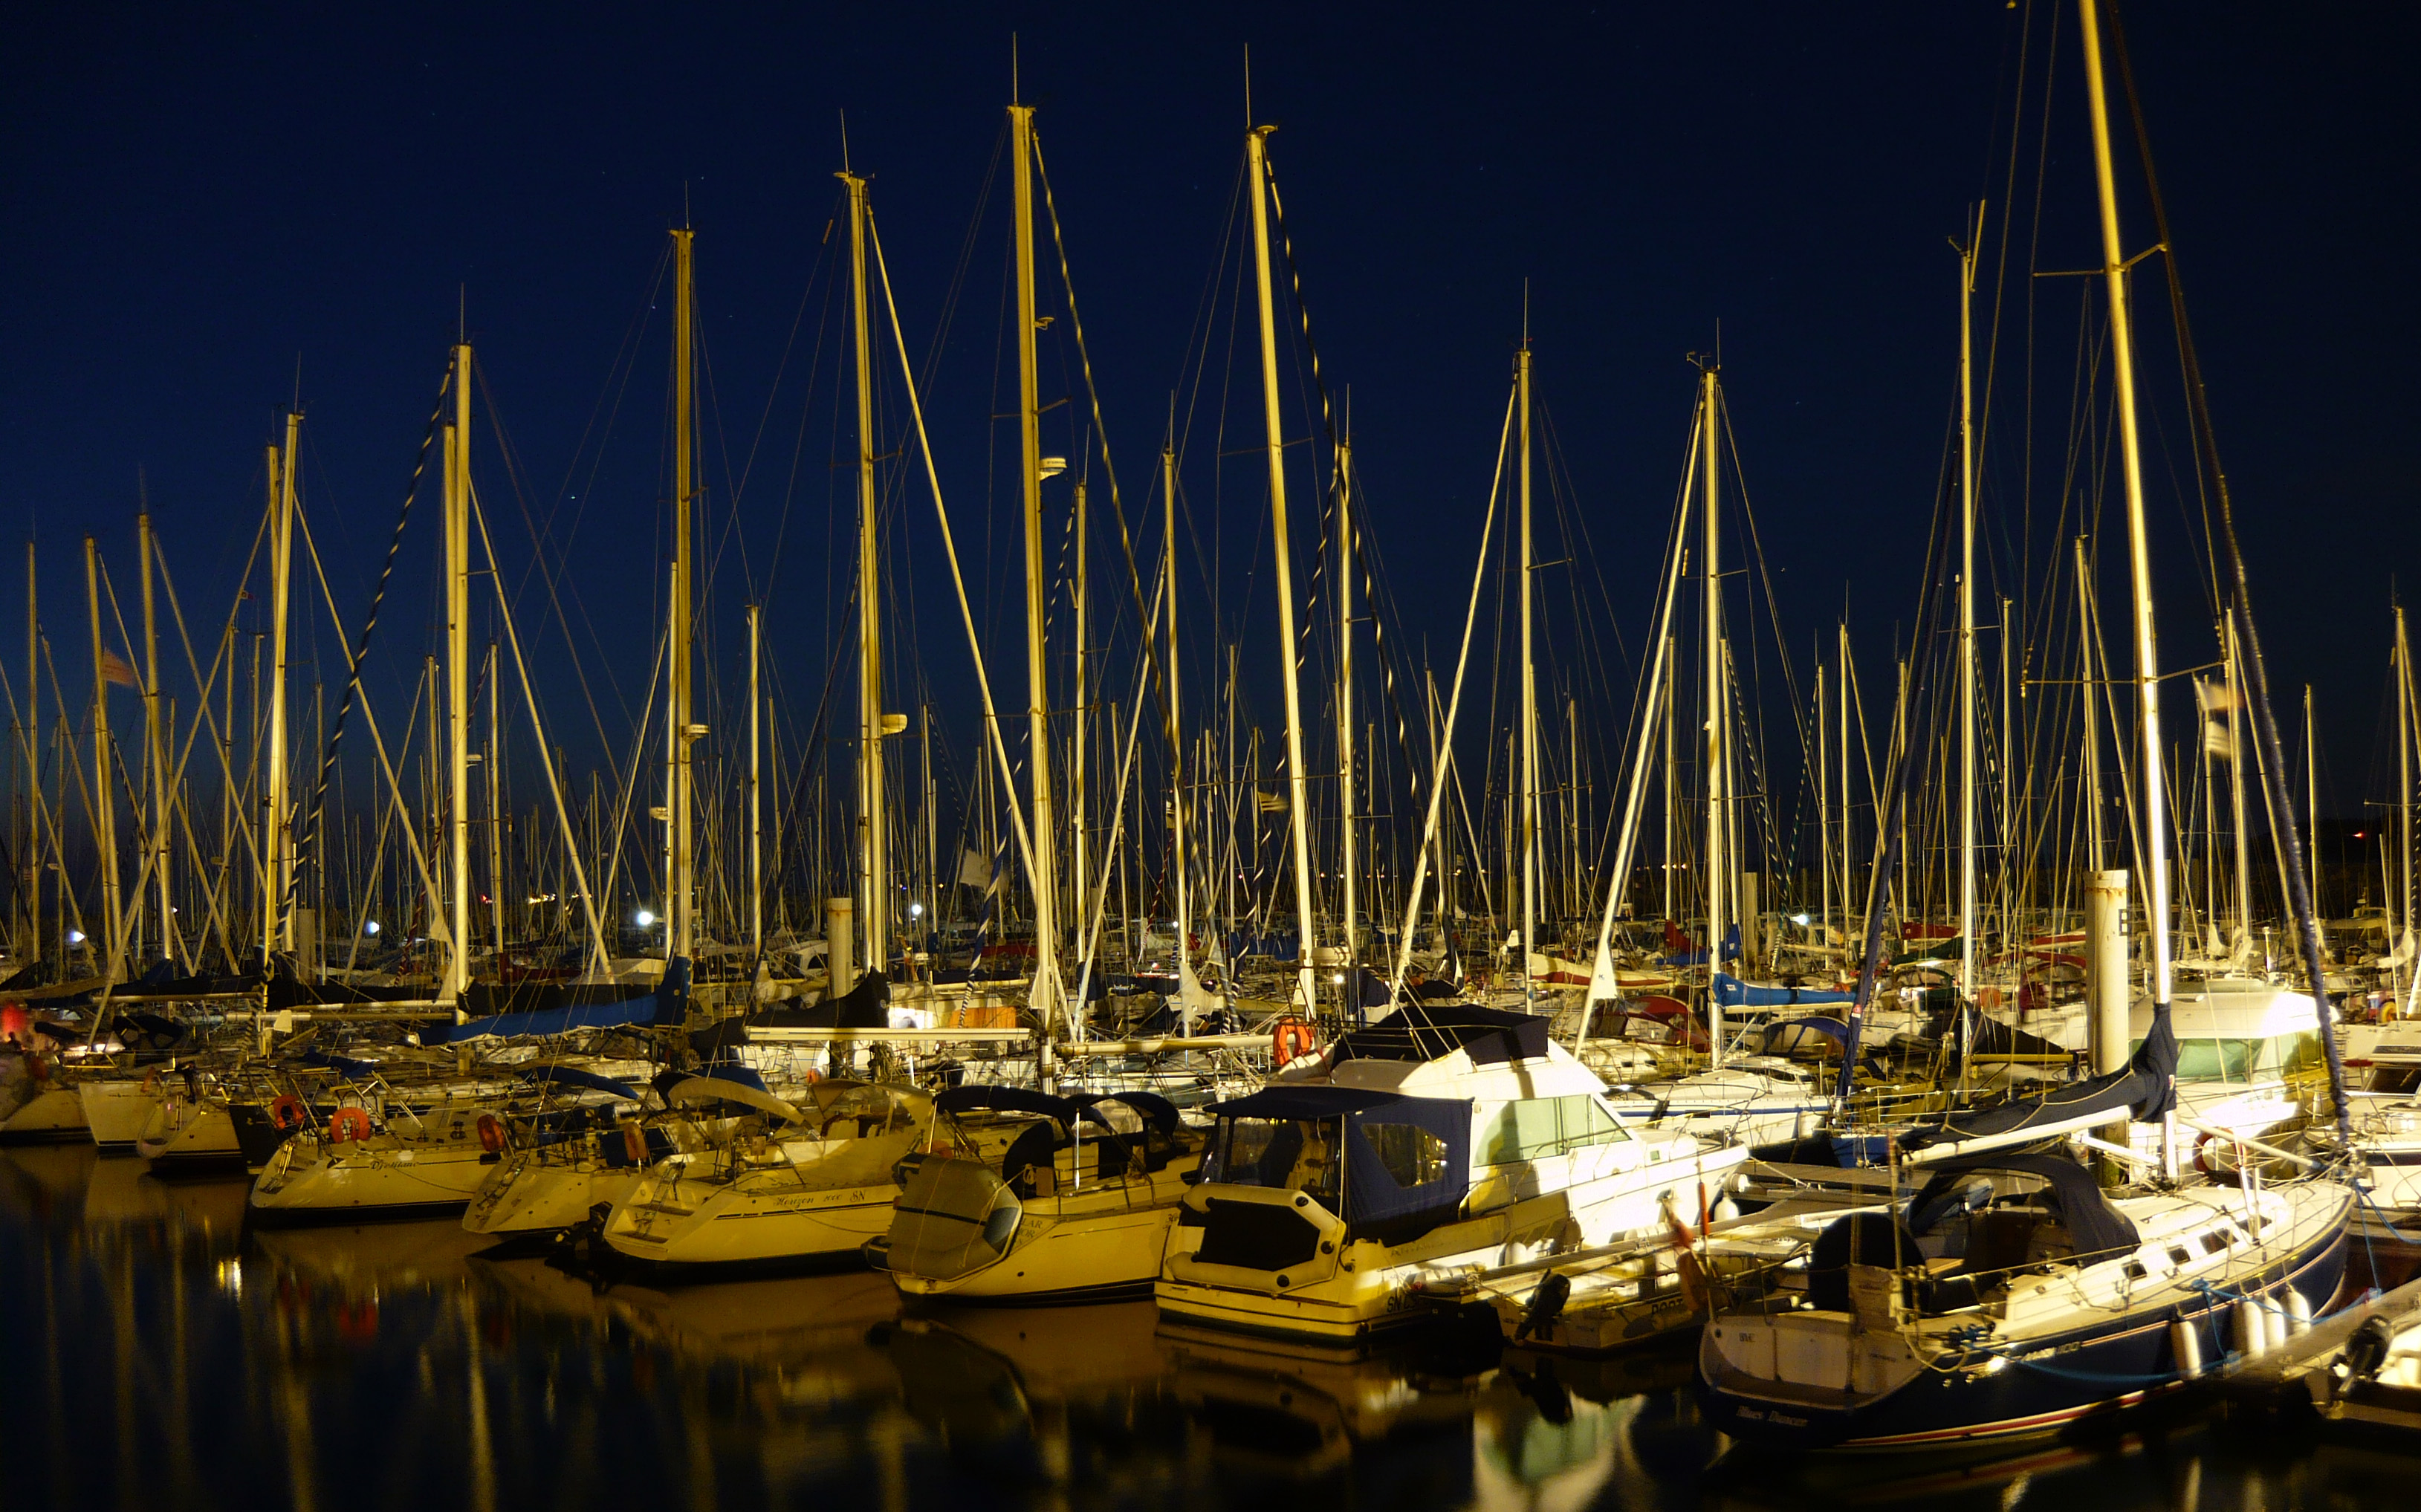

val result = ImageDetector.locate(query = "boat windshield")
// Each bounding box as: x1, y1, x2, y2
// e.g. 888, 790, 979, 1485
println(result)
1209, 1115, 1346, 1209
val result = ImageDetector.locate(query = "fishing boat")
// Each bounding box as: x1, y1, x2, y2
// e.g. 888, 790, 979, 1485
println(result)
871, 1086, 1204, 1302
1156, 1002, 1749, 1343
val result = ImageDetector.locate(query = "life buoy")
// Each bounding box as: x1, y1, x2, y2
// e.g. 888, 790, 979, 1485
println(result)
328, 1106, 374, 1143
621, 1123, 646, 1164
1271, 1015, 1317, 1067
270, 1094, 308, 1132
476, 1113, 506, 1154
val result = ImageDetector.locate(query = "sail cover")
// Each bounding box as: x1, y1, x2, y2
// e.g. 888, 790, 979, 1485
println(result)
1898, 999, 2177, 1152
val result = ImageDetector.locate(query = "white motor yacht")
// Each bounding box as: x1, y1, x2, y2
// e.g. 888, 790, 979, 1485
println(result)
1156, 1003, 1750, 1343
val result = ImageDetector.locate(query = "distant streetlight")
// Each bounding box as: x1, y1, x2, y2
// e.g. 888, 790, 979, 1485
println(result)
363, 920, 382, 937
635, 909, 657, 928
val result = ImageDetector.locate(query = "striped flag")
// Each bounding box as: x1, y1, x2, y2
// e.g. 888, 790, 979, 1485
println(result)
98, 649, 140, 690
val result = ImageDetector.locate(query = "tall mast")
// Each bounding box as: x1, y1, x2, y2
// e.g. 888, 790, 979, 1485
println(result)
1337, 435, 1357, 965
1010, 100, 1060, 1028
2305, 685, 2318, 913
1072, 478, 1089, 944
2399, 607, 2413, 955
748, 603, 762, 955
1246, 123, 1318, 1013
2226, 612, 2249, 953
1166, 435, 1193, 1013
140, 511, 173, 967
1838, 622, 1853, 958
1817, 661, 1830, 955
2081, 0, 2175, 1044
841, 169, 885, 980
269, 412, 299, 963
486, 640, 505, 955
445, 353, 471, 1000
1699, 366, 1726, 1062
1518, 341, 1537, 995
665, 230, 697, 965
21, 542, 35, 966
2077, 537, 2104, 871
84, 537, 119, 979
1957, 206, 1982, 1005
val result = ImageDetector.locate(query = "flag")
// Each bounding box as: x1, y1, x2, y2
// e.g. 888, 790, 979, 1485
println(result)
2195, 677, 2236, 762
956, 845, 991, 889
1255, 787, 1287, 814
98, 649, 140, 690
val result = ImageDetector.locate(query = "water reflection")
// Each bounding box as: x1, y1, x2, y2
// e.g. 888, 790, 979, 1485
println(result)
4, 1142, 2417, 1511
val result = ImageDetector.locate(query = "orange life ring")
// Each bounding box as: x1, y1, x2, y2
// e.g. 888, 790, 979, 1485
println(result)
621, 1123, 647, 1164
328, 1106, 374, 1143
270, 1094, 308, 1132
476, 1113, 506, 1154
1271, 1015, 1317, 1068
2193, 1130, 2225, 1177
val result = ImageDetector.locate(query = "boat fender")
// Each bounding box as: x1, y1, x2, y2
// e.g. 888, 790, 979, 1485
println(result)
270, 1094, 308, 1132
2172, 1316, 2204, 1380
622, 1122, 646, 1165
476, 1113, 507, 1154
1271, 1016, 1316, 1068
328, 1106, 374, 1143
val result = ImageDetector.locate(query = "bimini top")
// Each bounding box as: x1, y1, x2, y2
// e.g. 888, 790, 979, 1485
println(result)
1907, 1150, 2142, 1259
1325, 1004, 1552, 1068
1206, 1085, 1474, 1236
934, 1084, 1182, 1135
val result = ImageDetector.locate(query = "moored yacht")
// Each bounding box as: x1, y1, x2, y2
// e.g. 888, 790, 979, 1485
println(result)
872, 1086, 1205, 1302
1156, 1003, 1750, 1343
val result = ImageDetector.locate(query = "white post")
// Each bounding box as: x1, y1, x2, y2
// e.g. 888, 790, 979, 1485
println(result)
2088, 868, 2130, 1145
826, 895, 855, 999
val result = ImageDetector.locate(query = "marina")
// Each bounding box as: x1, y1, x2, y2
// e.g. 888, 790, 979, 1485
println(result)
6, 2, 2421, 1508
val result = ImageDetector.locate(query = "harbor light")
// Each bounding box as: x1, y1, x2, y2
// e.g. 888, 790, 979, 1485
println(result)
635, 909, 656, 927
67, 929, 85, 945
363, 920, 381, 936
909, 902, 924, 919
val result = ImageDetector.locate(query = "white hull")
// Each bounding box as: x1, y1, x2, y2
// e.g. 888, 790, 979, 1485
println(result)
1, 1085, 91, 1141
79, 1080, 162, 1149
606, 1162, 903, 1268
464, 1152, 641, 1236
892, 1170, 1194, 1302
136, 1098, 243, 1170
252, 1129, 499, 1217
1160, 1141, 1751, 1342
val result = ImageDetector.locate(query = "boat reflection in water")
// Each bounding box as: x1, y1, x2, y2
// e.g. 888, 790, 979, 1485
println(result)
2, 1141, 2414, 1511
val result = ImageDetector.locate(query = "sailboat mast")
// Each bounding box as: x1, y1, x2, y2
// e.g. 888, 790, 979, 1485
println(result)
1518, 343, 1537, 995
2080, 0, 2176, 1047
2227, 614, 2249, 950
1166, 439, 1190, 1005
140, 511, 173, 967
748, 603, 762, 955
1957, 207, 1981, 1005
1010, 101, 1061, 1029
84, 537, 119, 979
1337, 435, 1357, 965
1839, 622, 1853, 958
1246, 123, 1318, 1013
2399, 607, 2413, 955
665, 231, 698, 966
2077, 536, 2104, 871
1699, 366, 1725, 1062
445, 354, 471, 1000
842, 172, 886, 980
268, 412, 300, 964
1073, 478, 1089, 947
21, 543, 35, 967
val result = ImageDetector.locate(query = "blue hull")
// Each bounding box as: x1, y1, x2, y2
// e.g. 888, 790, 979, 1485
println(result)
1700, 1217, 2348, 1451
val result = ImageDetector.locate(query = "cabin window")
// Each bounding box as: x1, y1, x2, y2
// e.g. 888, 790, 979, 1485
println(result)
1479, 1095, 1633, 1164
2168, 1247, 2191, 1266
2200, 1231, 2232, 1255
1211, 1116, 1346, 1207
2123, 1261, 2148, 1280
1361, 1123, 1451, 1187
2144, 1037, 2260, 1081
2367, 1065, 2421, 1096
2278, 1031, 2325, 1077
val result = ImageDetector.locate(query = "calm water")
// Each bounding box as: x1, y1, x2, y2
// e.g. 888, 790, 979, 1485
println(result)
3, 1144, 2416, 1511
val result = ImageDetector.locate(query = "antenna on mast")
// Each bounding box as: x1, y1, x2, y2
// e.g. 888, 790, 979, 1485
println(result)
1012, 33, 1020, 105
839, 108, 851, 172
458, 285, 465, 343
1244, 44, 1252, 126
